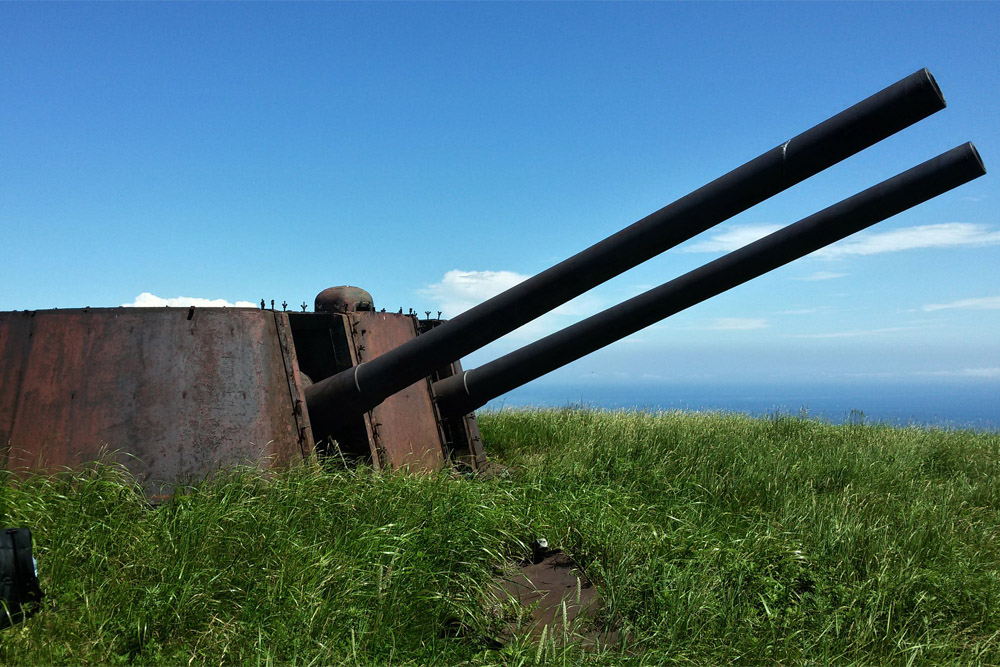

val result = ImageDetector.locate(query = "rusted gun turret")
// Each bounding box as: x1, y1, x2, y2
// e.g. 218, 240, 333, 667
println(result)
305, 68, 946, 437
0, 69, 985, 493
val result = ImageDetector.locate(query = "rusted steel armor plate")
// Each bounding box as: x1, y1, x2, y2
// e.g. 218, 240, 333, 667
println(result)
351, 312, 445, 472
0, 308, 310, 495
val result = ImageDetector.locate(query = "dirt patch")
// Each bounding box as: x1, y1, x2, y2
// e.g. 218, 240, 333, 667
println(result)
490, 547, 619, 648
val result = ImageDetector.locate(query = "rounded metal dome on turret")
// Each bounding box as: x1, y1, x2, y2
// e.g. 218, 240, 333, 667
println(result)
314, 286, 375, 313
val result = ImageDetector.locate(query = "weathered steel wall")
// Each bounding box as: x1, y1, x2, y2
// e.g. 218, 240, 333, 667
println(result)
0, 308, 312, 494
350, 312, 445, 472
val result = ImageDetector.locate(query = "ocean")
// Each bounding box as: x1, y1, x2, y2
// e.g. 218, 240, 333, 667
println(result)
484, 380, 1000, 431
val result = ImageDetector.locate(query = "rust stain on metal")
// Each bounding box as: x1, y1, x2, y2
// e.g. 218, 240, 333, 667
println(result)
0, 311, 35, 470
353, 312, 445, 472
0, 308, 307, 495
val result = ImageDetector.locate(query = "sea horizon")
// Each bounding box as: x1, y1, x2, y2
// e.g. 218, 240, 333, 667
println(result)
484, 378, 1000, 432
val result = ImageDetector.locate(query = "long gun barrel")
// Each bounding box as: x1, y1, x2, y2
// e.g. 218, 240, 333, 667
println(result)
432, 143, 986, 417
306, 69, 946, 437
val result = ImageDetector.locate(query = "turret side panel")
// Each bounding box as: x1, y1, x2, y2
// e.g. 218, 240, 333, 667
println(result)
354, 312, 446, 472
1, 308, 305, 494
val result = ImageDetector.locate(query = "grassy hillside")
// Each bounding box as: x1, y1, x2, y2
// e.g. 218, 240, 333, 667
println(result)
1, 410, 998, 665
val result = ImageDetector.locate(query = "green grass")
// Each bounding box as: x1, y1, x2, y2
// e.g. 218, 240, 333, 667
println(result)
2, 409, 999, 665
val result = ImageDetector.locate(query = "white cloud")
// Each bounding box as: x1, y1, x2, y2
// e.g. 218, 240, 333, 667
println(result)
682, 224, 782, 253
417, 270, 528, 317
915, 367, 1000, 379
922, 296, 1000, 312
681, 222, 1000, 259
418, 269, 604, 344
703, 317, 768, 331
776, 307, 824, 315
418, 269, 603, 319
123, 292, 257, 308
816, 223, 1000, 258
793, 271, 847, 282
790, 325, 919, 339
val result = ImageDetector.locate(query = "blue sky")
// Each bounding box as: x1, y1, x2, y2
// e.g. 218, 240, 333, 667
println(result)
2, 2, 998, 391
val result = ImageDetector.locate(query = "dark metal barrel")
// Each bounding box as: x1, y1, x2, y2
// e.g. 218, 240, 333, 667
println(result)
433, 143, 986, 417
306, 69, 946, 436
